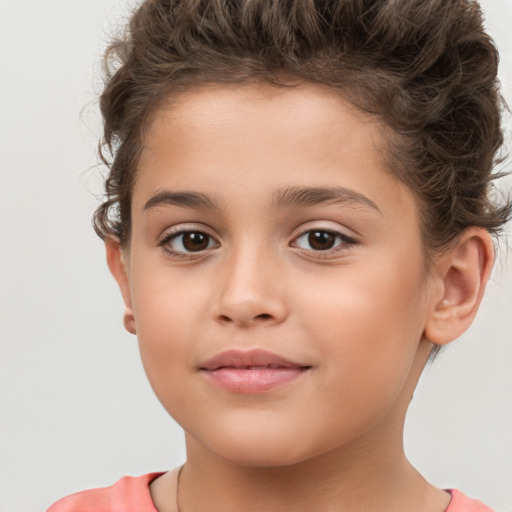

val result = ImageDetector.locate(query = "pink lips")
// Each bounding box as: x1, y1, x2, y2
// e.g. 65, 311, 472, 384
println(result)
200, 349, 310, 393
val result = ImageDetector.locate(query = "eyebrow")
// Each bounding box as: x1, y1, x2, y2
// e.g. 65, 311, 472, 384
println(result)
143, 191, 220, 212
270, 186, 382, 214
142, 186, 381, 214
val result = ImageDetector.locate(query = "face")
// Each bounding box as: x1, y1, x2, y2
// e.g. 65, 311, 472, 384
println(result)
114, 84, 438, 467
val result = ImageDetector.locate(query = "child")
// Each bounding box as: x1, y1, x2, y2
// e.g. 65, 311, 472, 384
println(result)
48, 0, 511, 511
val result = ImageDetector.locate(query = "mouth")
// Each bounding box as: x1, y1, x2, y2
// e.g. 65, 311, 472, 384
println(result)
200, 349, 311, 393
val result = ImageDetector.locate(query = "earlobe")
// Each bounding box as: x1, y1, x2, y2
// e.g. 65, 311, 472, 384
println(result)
105, 238, 137, 335
424, 228, 494, 346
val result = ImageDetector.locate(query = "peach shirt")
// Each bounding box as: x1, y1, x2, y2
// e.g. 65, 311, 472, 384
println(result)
47, 473, 495, 512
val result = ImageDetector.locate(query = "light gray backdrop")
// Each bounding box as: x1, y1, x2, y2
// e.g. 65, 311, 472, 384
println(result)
0, 1, 511, 511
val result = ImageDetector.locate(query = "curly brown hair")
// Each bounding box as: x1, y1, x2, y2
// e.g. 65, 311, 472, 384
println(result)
94, 0, 511, 255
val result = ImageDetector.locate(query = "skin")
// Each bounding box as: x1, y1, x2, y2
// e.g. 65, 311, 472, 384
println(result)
106, 83, 494, 512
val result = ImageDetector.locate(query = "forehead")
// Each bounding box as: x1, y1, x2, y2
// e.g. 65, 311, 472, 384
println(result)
135, 83, 419, 224
144, 83, 382, 163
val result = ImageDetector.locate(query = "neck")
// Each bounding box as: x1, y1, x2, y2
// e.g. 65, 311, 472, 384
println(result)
179, 422, 432, 512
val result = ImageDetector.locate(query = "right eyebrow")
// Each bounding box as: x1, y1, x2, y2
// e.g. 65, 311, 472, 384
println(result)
143, 190, 220, 212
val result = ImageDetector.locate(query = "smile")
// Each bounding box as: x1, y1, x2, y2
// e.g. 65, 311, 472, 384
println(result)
200, 349, 311, 393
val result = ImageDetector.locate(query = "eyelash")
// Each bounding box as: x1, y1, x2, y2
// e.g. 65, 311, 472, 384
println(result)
158, 228, 357, 259
158, 229, 219, 258
291, 229, 357, 257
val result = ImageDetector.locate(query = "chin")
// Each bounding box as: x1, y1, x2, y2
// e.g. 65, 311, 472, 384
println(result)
217, 444, 312, 468
190, 421, 327, 468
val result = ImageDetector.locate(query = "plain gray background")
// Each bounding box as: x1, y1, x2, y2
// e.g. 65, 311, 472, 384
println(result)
0, 1, 511, 511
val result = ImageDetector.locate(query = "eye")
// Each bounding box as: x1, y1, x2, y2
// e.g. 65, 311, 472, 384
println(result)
160, 230, 219, 254
292, 229, 355, 252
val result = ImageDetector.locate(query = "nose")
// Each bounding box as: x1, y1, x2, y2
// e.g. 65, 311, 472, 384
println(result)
211, 248, 289, 328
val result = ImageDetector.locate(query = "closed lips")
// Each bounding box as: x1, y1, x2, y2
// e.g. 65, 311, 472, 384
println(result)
200, 349, 311, 393
200, 349, 310, 371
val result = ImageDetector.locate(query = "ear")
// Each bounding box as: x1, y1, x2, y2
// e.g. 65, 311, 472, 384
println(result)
105, 237, 136, 335
424, 228, 494, 345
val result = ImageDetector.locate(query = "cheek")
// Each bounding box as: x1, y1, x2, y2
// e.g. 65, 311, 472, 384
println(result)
301, 259, 427, 340
131, 255, 208, 344
298, 257, 428, 394
129, 270, 205, 407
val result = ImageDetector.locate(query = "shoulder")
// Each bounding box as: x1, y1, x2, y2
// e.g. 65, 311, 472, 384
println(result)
46, 472, 164, 512
445, 490, 495, 512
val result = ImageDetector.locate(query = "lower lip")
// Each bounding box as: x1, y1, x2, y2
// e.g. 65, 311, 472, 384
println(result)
201, 367, 307, 393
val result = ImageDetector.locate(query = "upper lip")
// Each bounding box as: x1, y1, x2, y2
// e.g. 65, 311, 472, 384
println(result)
200, 348, 309, 371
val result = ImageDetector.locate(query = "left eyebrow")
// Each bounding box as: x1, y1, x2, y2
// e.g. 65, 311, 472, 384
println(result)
270, 186, 382, 214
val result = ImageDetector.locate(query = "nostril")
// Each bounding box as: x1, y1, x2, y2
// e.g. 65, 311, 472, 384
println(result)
216, 312, 274, 325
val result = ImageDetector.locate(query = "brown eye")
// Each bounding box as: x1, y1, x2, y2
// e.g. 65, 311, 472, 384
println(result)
162, 230, 219, 254
292, 229, 355, 252
307, 231, 337, 250
182, 232, 210, 251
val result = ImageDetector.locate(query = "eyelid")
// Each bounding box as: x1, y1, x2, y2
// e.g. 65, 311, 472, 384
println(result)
291, 220, 358, 242
292, 229, 356, 246
158, 222, 216, 241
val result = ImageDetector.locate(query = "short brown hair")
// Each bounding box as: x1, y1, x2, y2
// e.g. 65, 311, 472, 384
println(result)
94, 0, 511, 253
